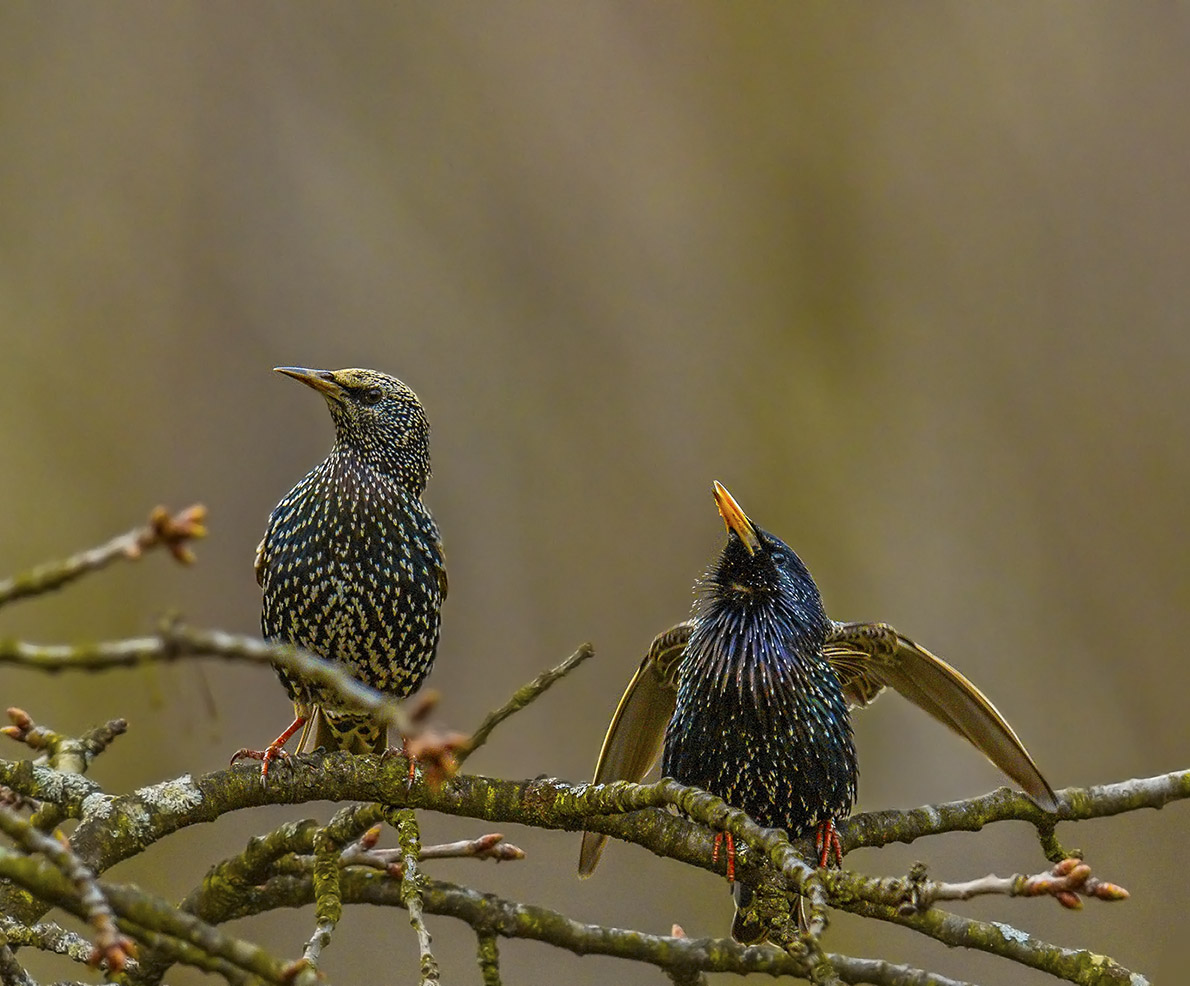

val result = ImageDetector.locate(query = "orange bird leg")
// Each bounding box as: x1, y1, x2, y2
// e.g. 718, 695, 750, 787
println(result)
712, 831, 737, 882
230, 714, 306, 780
814, 819, 843, 868
379, 735, 419, 789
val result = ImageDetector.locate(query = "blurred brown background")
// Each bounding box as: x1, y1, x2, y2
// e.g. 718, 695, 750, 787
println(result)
2, 4, 1186, 984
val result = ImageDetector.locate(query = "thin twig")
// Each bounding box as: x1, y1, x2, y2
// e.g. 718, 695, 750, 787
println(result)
0, 623, 413, 737
2, 708, 127, 777
0, 807, 135, 972
0, 916, 106, 969
923, 858, 1128, 910
392, 809, 439, 986
420, 834, 525, 863
341, 832, 525, 871
457, 642, 595, 765
0, 505, 206, 609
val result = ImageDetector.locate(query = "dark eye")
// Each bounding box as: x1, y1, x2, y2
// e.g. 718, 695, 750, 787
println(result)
361, 387, 383, 405
769, 551, 785, 565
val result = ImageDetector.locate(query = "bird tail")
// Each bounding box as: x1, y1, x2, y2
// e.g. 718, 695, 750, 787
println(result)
730, 882, 773, 944
302, 708, 387, 755
731, 881, 811, 944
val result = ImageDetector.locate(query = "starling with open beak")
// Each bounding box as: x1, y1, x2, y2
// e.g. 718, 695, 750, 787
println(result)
579, 482, 1055, 941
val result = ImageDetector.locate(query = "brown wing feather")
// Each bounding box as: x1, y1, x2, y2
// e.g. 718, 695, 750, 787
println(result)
577, 622, 691, 877
827, 622, 1057, 811
254, 536, 268, 588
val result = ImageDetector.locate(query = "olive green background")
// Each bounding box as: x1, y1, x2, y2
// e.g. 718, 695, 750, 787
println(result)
2, 5, 1186, 984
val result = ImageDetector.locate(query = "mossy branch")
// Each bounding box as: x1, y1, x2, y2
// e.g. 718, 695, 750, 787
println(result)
0, 506, 1174, 985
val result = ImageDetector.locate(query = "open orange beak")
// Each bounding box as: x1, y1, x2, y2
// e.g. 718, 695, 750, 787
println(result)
712, 481, 761, 555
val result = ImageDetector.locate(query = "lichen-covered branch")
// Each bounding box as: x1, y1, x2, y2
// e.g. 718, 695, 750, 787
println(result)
0, 806, 135, 972
0, 915, 110, 970
838, 769, 1190, 852
200, 864, 970, 986
0, 849, 298, 985
4, 751, 1171, 983
0, 933, 36, 986
476, 931, 502, 986
392, 808, 440, 986
3, 752, 1185, 913
847, 898, 1146, 986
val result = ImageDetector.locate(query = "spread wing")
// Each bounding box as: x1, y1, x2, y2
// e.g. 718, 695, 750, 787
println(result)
577, 622, 691, 877
825, 621, 1057, 812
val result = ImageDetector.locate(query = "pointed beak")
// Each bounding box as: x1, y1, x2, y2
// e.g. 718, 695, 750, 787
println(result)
274, 366, 346, 402
712, 481, 761, 555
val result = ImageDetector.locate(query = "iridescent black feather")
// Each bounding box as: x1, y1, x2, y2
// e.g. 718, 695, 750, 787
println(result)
579, 483, 1056, 943
663, 504, 857, 838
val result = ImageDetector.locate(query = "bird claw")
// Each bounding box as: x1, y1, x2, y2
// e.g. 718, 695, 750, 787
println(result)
379, 741, 419, 791
712, 830, 737, 882
814, 819, 843, 868
231, 714, 307, 783
229, 744, 294, 783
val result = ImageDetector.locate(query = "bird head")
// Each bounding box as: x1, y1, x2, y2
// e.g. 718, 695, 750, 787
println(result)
275, 366, 431, 491
698, 482, 829, 637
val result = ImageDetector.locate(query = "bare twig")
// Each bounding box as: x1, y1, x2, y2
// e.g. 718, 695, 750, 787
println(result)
458, 642, 595, 765
0, 505, 206, 609
1, 708, 127, 779
421, 833, 525, 863
341, 830, 524, 872
920, 857, 1129, 911
0, 623, 414, 738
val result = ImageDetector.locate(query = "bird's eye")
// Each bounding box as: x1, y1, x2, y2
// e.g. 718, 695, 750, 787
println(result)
361, 388, 384, 405
769, 551, 785, 565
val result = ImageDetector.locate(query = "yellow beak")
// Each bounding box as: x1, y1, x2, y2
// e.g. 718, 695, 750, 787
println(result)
712, 481, 761, 555
274, 366, 346, 402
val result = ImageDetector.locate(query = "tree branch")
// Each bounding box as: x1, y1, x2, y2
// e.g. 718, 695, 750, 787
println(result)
4, 751, 1168, 983
206, 865, 976, 986
0, 505, 206, 609
458, 643, 595, 766
0, 807, 135, 972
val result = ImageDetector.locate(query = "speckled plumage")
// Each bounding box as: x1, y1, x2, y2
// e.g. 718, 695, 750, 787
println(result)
255, 366, 446, 756
662, 489, 857, 840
